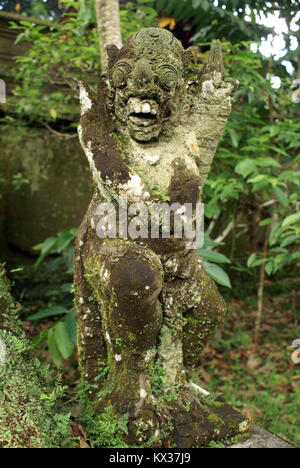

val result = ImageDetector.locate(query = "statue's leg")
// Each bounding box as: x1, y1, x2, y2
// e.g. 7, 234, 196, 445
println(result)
160, 252, 248, 448
182, 258, 227, 368
82, 239, 164, 419
74, 214, 107, 394
160, 251, 226, 369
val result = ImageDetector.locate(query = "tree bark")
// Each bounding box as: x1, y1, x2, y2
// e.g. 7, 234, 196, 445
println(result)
254, 225, 270, 344
94, 0, 122, 73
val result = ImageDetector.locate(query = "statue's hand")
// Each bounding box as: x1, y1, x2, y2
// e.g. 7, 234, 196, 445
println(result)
182, 42, 239, 187
197, 41, 239, 102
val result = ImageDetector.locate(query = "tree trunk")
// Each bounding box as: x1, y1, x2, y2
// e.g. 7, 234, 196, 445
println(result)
94, 0, 122, 73
254, 226, 270, 344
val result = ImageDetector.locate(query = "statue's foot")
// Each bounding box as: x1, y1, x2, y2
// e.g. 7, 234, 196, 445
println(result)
168, 385, 250, 448
95, 376, 249, 448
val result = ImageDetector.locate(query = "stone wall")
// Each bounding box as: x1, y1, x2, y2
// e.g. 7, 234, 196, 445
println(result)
1, 126, 92, 253
0, 12, 93, 254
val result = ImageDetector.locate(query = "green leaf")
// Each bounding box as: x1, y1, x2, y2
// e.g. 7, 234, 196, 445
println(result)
228, 128, 239, 148
197, 249, 231, 264
256, 157, 281, 168
280, 234, 300, 248
273, 187, 288, 208
118, 413, 129, 435
265, 261, 274, 275
247, 253, 256, 268
259, 218, 275, 226
248, 174, 268, 184
54, 321, 74, 360
192, 0, 201, 8
48, 329, 62, 368
269, 224, 281, 246
282, 212, 300, 229
34, 236, 58, 268
235, 159, 256, 178
28, 305, 68, 321
203, 261, 231, 288
201, 0, 210, 11
289, 252, 300, 262
65, 309, 77, 346
56, 230, 76, 253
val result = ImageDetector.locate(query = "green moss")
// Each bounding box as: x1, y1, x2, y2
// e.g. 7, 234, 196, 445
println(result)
0, 266, 71, 448
207, 413, 224, 426
79, 402, 130, 448
1, 126, 92, 252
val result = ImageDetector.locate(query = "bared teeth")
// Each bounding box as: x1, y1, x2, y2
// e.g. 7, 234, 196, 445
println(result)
128, 97, 159, 129
142, 103, 151, 113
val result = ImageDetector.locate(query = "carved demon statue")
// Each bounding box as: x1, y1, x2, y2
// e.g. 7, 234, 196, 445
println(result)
75, 28, 249, 447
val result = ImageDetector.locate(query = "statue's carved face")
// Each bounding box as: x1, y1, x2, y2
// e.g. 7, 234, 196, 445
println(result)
108, 29, 185, 142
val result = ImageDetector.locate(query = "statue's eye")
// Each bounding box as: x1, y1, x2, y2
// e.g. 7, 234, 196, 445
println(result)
112, 60, 133, 88
157, 64, 178, 90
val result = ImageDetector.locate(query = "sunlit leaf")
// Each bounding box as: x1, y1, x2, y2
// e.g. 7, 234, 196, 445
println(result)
203, 261, 231, 288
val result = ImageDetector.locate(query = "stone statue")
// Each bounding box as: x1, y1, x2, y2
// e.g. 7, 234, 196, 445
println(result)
75, 28, 249, 447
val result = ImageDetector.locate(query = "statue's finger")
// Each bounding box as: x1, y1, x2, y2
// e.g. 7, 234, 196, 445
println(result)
198, 40, 224, 83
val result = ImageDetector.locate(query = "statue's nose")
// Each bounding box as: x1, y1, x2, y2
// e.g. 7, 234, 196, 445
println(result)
132, 59, 154, 87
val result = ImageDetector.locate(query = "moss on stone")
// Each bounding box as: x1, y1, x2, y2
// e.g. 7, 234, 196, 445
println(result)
0, 264, 71, 448
1, 126, 92, 253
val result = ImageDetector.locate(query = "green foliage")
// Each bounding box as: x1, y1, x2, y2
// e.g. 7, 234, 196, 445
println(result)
203, 261, 232, 288
197, 237, 232, 288
203, 42, 300, 284
33, 227, 77, 269
27, 304, 69, 321
0, 266, 71, 448
156, 0, 272, 44
198, 289, 300, 447
8, 0, 157, 123
11, 172, 30, 190
31, 305, 76, 368
29, 229, 77, 367
120, 0, 158, 42
0, 0, 62, 19
79, 402, 129, 448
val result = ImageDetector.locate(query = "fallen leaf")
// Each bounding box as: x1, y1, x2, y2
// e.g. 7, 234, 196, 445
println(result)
70, 423, 93, 449
243, 410, 252, 422
247, 353, 260, 371
200, 368, 211, 384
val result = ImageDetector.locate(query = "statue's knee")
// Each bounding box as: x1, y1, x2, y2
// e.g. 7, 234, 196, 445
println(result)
100, 251, 163, 336
110, 254, 163, 305
205, 280, 227, 324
